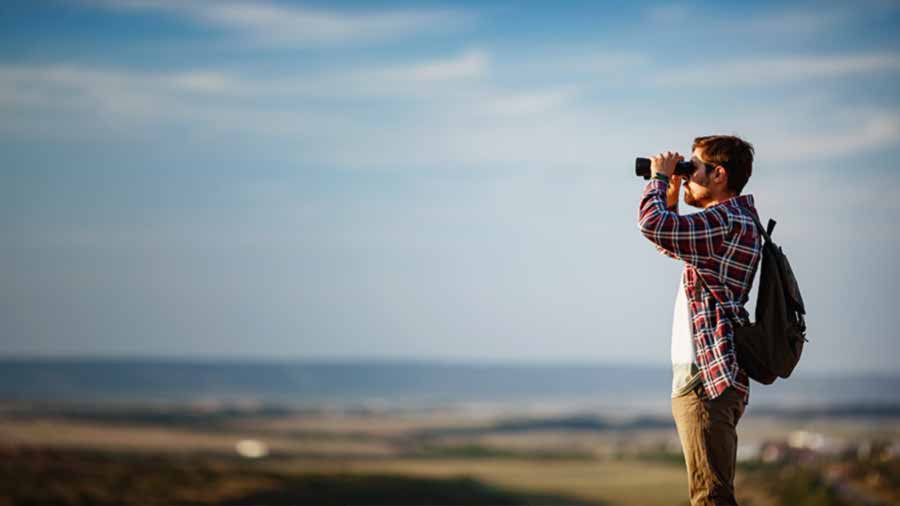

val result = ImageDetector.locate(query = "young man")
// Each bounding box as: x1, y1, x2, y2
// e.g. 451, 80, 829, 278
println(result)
638, 135, 762, 506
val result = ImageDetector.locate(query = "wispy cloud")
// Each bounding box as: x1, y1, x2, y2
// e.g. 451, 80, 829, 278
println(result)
0, 49, 490, 108
157, 48, 491, 100
763, 113, 900, 161
742, 8, 848, 35
656, 52, 900, 87
0, 50, 581, 154
644, 3, 851, 35
387, 49, 488, 82
482, 87, 577, 117
3, 47, 898, 171
3, 54, 897, 171
81, 0, 474, 47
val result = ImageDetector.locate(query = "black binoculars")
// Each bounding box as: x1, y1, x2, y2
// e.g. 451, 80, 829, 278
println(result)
635, 157, 695, 180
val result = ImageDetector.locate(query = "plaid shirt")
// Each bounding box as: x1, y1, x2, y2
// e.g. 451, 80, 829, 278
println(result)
638, 179, 762, 404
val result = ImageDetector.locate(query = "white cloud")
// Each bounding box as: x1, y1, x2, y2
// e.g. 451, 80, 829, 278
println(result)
482, 87, 577, 117
0, 46, 567, 124
0, 49, 491, 109
657, 52, 900, 87
170, 50, 489, 98
645, 3, 850, 36
166, 71, 234, 94
396, 49, 488, 82
724, 96, 900, 162
1, 51, 898, 172
335, 49, 489, 95
743, 9, 847, 35
494, 51, 651, 92
767, 114, 900, 160
0, 52, 584, 157
81, 0, 473, 47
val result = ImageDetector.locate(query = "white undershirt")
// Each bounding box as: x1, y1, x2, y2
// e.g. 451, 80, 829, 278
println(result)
671, 278, 701, 397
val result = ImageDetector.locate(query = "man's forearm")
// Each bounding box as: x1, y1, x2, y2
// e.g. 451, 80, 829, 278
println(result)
666, 182, 679, 212
667, 197, 679, 212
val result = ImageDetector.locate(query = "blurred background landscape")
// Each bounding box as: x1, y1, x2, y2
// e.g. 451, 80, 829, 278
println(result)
3, 0, 900, 505
2, 358, 900, 505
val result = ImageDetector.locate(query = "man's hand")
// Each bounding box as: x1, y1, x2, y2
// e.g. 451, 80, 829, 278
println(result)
650, 151, 683, 210
650, 151, 683, 178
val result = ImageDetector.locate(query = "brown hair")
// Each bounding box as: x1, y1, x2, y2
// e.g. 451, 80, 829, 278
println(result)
692, 135, 754, 195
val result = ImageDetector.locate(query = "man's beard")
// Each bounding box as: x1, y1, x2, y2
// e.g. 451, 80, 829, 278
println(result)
684, 189, 697, 207
684, 188, 708, 208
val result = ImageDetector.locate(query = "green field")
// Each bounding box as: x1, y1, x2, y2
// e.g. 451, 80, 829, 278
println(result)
1, 403, 897, 505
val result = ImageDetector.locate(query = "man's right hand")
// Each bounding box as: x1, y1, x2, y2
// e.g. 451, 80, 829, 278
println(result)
650, 151, 683, 211
649, 151, 682, 178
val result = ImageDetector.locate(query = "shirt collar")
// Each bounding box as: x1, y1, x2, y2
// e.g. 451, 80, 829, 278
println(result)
716, 193, 755, 210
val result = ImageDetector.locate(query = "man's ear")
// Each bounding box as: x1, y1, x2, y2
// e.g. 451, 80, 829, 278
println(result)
715, 165, 728, 185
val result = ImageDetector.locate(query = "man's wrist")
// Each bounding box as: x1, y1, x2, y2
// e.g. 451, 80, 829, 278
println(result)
652, 172, 670, 184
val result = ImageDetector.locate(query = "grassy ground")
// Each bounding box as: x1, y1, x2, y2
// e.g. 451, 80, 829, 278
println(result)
0, 448, 593, 506
260, 456, 692, 506
2, 405, 897, 505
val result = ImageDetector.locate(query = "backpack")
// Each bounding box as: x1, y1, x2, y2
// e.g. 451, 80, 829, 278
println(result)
732, 212, 808, 385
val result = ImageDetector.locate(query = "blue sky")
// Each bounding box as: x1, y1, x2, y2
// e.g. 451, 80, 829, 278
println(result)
2, 0, 900, 373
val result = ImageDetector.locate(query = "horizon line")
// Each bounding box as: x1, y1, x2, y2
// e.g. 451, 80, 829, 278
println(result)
0, 353, 897, 377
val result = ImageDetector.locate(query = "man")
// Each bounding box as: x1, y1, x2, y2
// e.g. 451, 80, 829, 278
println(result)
638, 135, 762, 506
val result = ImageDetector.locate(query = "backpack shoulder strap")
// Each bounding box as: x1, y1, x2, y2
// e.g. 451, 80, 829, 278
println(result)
696, 206, 769, 326
748, 208, 775, 244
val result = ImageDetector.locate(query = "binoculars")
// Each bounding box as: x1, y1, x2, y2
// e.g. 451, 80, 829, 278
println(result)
635, 157, 695, 180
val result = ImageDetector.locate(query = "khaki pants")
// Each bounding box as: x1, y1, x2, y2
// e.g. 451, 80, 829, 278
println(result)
671, 384, 746, 506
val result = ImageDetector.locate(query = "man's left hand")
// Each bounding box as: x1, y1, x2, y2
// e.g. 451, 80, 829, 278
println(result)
650, 151, 683, 178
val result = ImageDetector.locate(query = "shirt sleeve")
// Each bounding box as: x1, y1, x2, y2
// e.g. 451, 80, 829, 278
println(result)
638, 179, 731, 265
654, 200, 681, 260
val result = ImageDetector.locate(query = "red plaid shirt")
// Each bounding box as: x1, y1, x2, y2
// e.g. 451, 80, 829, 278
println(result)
638, 179, 762, 404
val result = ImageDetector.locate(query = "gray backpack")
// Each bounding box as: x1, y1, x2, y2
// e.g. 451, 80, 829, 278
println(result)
732, 212, 808, 384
